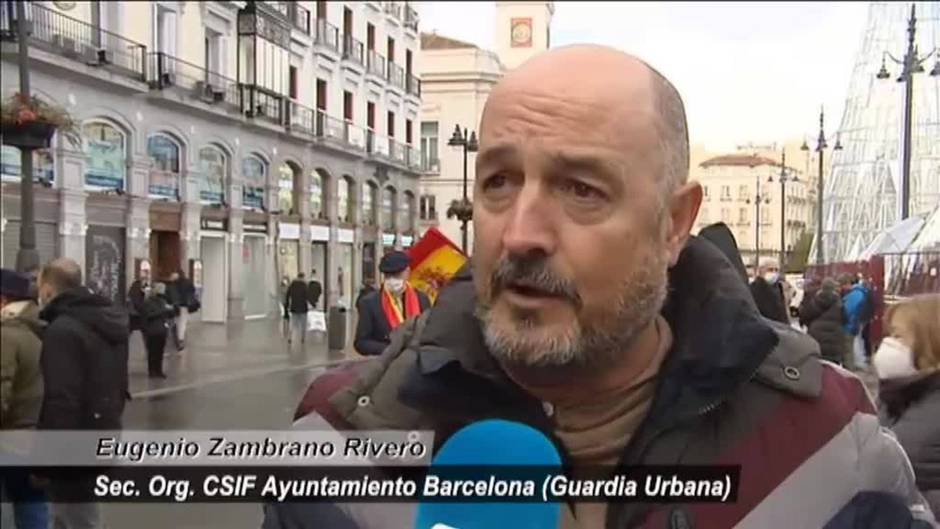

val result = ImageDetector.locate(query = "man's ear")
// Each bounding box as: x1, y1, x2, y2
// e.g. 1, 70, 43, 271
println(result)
664, 182, 703, 266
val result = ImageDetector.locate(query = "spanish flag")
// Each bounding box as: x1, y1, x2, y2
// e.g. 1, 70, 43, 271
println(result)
407, 227, 467, 304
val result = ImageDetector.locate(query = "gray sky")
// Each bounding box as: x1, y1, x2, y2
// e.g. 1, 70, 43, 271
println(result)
416, 1, 872, 152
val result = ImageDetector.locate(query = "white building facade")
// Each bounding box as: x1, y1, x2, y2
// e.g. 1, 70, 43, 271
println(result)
0, 1, 423, 325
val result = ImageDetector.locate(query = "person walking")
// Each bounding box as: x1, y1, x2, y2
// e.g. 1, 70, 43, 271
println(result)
306, 270, 323, 312
799, 278, 848, 365
37, 258, 129, 529
284, 272, 310, 346
164, 273, 183, 352
875, 294, 940, 515
126, 269, 150, 339
140, 283, 175, 379
354, 251, 430, 356
840, 273, 873, 371
172, 269, 196, 350
0, 269, 48, 529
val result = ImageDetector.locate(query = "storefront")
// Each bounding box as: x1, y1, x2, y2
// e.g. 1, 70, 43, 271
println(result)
276, 222, 300, 284
337, 228, 355, 309
401, 234, 414, 249
242, 219, 269, 319
382, 231, 396, 254
199, 217, 229, 323
310, 224, 329, 311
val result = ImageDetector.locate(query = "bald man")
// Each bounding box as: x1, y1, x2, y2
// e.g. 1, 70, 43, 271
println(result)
266, 46, 934, 528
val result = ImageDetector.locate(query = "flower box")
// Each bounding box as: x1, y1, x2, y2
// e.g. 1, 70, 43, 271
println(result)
1, 120, 57, 149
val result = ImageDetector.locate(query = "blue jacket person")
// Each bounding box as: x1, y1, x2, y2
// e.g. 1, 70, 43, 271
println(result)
354, 251, 430, 356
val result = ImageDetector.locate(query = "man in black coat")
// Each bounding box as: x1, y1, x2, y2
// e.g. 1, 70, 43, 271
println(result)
306, 270, 323, 311
799, 278, 847, 365
749, 257, 790, 324
36, 258, 129, 528
354, 251, 430, 356
285, 272, 310, 345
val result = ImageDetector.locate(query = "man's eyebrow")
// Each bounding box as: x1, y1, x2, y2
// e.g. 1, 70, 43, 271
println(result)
546, 151, 624, 180
476, 142, 519, 168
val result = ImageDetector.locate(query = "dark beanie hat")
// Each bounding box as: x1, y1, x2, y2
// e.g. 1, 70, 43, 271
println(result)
379, 251, 410, 274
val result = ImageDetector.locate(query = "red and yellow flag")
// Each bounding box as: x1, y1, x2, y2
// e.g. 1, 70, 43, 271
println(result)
407, 228, 467, 304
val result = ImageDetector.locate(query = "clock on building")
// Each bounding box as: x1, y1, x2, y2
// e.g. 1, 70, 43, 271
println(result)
510, 18, 532, 48
53, 1, 77, 10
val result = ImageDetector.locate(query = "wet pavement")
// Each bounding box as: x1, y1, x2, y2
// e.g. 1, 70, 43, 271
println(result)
100, 318, 358, 529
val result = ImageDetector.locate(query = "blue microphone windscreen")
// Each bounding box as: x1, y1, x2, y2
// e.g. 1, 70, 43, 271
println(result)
414, 419, 563, 529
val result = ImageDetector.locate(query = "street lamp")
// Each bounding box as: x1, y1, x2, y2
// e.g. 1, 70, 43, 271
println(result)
801, 107, 842, 265
875, 3, 939, 220
767, 149, 798, 271
746, 165, 771, 266
14, 0, 39, 273
445, 124, 478, 254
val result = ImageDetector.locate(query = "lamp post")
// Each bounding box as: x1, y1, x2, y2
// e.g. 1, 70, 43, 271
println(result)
875, 3, 940, 220
445, 125, 478, 254
15, 0, 39, 273
747, 166, 771, 266
767, 149, 798, 270
801, 107, 842, 265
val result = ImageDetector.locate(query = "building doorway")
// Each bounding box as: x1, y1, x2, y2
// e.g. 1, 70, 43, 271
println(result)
149, 230, 181, 282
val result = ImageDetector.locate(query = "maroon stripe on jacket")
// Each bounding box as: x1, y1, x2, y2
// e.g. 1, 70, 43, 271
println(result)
294, 361, 364, 428
644, 366, 872, 528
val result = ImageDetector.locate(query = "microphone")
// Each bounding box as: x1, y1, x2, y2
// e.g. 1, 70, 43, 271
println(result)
413, 419, 563, 529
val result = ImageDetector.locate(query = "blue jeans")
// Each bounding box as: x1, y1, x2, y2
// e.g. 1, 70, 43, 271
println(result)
1, 470, 49, 529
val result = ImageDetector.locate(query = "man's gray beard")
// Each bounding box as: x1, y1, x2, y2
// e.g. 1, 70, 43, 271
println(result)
475, 252, 669, 369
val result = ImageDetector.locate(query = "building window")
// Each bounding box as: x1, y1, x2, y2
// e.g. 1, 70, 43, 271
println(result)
242, 156, 266, 210
406, 119, 413, 145
0, 145, 54, 184
421, 121, 439, 172
382, 187, 395, 228
154, 4, 178, 56
720, 185, 731, 201
420, 194, 437, 220
387, 111, 395, 138
738, 185, 749, 201
198, 145, 226, 204
147, 134, 181, 199
316, 79, 327, 110
344, 91, 353, 121
204, 28, 225, 77
702, 185, 709, 200
278, 163, 295, 214
289, 66, 298, 99
399, 192, 413, 232
738, 207, 748, 225
367, 102, 376, 130
721, 208, 731, 223
337, 177, 351, 223
362, 182, 377, 225
83, 121, 126, 190
310, 171, 324, 219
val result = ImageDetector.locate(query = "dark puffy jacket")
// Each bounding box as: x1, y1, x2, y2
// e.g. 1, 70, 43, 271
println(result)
266, 237, 936, 529
880, 373, 940, 515
38, 287, 129, 430
802, 290, 847, 364
284, 280, 309, 314
750, 276, 790, 324
140, 294, 174, 337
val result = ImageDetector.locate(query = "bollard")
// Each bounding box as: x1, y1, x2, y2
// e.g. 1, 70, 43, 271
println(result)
328, 305, 347, 351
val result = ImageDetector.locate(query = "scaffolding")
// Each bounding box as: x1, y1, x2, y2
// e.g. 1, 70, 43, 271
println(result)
820, 1, 940, 262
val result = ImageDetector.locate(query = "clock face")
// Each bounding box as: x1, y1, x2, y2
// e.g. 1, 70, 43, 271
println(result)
511, 18, 532, 48
53, 1, 76, 10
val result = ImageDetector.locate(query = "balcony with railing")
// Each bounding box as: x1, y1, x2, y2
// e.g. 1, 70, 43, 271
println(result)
366, 50, 386, 79
241, 85, 285, 126
148, 52, 240, 111
342, 34, 364, 66
387, 62, 405, 90
406, 74, 420, 97
1, 2, 147, 83
404, 4, 419, 32
148, 169, 180, 200
288, 3, 311, 35
406, 145, 421, 169
384, 2, 403, 21
313, 17, 339, 53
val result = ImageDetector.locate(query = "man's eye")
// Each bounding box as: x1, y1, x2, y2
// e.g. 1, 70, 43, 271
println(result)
562, 180, 604, 200
482, 174, 508, 190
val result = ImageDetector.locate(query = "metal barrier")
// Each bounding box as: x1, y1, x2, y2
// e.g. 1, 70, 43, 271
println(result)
367, 50, 386, 78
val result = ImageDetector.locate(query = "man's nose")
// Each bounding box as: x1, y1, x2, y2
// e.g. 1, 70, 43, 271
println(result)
501, 183, 557, 256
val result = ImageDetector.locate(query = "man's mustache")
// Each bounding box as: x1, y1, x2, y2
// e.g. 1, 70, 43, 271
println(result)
490, 255, 582, 308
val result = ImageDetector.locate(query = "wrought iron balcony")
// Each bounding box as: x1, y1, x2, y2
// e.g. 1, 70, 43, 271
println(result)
387, 61, 405, 89
342, 34, 364, 65
314, 17, 339, 52
148, 52, 240, 111
366, 49, 386, 78
384, 2, 403, 20
288, 3, 311, 35
404, 4, 419, 31
2, 2, 147, 82
241, 85, 286, 125
406, 144, 422, 169
406, 74, 421, 96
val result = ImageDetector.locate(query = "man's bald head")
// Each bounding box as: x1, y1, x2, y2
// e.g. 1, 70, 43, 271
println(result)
39, 257, 82, 299
483, 45, 689, 195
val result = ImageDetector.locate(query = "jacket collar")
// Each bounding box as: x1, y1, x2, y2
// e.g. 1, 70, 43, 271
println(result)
402, 236, 821, 425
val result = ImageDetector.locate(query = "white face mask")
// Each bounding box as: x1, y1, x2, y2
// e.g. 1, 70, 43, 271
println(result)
385, 278, 405, 294
873, 337, 918, 380
763, 272, 778, 283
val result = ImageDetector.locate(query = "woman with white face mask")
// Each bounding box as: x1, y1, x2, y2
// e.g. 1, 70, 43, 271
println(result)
875, 293, 940, 515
